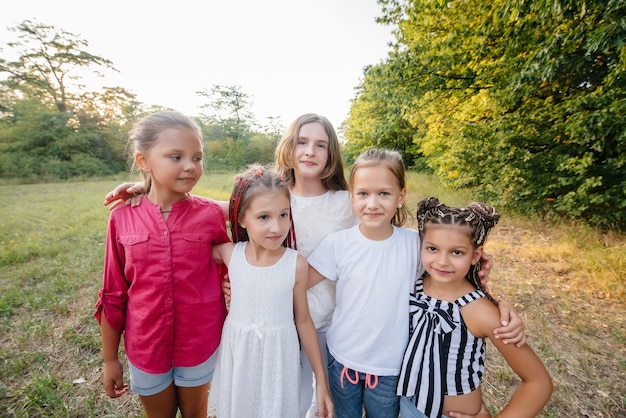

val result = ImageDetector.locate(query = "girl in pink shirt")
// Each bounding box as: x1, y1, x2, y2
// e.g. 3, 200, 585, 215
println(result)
95, 111, 230, 418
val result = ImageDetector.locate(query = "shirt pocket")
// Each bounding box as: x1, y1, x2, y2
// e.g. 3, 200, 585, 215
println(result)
119, 233, 149, 264
182, 232, 211, 257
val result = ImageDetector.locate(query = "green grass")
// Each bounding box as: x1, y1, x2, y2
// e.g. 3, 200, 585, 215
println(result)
0, 172, 624, 417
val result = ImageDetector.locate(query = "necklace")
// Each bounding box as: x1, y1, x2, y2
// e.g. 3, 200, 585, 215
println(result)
160, 210, 171, 214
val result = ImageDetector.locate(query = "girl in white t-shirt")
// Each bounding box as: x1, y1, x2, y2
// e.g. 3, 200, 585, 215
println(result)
308, 148, 416, 417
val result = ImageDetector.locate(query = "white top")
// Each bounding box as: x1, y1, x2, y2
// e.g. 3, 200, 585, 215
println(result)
209, 242, 300, 417
308, 225, 422, 376
291, 190, 358, 328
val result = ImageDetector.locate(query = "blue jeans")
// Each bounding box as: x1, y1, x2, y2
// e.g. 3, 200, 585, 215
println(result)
327, 351, 400, 418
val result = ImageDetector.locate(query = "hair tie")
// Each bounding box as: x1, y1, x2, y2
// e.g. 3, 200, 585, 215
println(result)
255, 169, 263, 177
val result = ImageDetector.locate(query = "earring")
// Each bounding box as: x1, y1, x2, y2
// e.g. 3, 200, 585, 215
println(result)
398, 204, 403, 208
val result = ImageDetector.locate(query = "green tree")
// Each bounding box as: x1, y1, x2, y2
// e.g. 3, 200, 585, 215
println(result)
0, 20, 116, 117
0, 20, 142, 179
347, 0, 626, 229
197, 85, 257, 168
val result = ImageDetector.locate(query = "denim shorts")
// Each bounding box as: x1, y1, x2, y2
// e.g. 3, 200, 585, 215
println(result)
128, 352, 217, 396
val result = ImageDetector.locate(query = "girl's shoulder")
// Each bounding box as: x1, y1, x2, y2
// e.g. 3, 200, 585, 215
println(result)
459, 295, 501, 338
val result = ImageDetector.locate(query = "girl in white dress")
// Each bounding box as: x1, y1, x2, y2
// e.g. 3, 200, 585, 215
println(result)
208, 165, 333, 418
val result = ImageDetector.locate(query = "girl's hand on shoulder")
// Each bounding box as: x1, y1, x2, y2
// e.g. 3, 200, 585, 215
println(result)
448, 403, 492, 418
103, 182, 145, 210
493, 299, 526, 347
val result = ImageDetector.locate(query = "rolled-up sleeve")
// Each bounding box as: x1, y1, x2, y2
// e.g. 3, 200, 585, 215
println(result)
94, 214, 129, 333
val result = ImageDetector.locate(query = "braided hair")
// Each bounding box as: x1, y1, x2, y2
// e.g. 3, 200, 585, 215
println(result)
228, 165, 297, 249
416, 197, 500, 302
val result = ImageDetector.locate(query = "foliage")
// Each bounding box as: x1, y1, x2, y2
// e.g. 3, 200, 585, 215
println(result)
345, 0, 626, 229
0, 20, 141, 180
0, 21, 283, 181
196, 85, 279, 169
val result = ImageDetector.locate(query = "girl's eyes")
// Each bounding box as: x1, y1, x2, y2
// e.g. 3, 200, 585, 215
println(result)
280, 212, 289, 219
169, 155, 203, 161
426, 246, 438, 253
355, 191, 391, 197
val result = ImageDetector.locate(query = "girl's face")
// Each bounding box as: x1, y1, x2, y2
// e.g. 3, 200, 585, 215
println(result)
239, 190, 291, 252
421, 223, 482, 285
350, 165, 406, 239
136, 127, 203, 197
292, 122, 329, 181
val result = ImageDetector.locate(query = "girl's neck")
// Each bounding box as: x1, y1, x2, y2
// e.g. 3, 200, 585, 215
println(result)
244, 240, 286, 267
358, 223, 394, 241
146, 188, 189, 211
422, 274, 475, 302
291, 176, 327, 197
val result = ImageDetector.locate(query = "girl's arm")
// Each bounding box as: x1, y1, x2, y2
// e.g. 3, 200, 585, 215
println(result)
212, 242, 235, 266
102, 182, 230, 218
100, 315, 129, 398
461, 300, 553, 418
293, 255, 333, 418
307, 264, 328, 289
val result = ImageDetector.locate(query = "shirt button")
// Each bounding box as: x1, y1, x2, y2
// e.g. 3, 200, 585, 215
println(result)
164, 231, 168, 236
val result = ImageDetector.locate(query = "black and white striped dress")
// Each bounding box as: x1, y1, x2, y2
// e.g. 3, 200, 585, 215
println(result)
397, 276, 486, 418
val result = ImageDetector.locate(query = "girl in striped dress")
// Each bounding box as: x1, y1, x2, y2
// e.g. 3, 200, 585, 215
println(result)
398, 197, 553, 418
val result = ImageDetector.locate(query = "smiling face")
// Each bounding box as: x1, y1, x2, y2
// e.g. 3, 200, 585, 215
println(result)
421, 223, 483, 286
292, 122, 330, 181
350, 165, 406, 240
238, 189, 292, 252
135, 127, 203, 198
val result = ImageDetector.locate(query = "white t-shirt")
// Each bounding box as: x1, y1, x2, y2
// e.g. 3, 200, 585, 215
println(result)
291, 190, 358, 328
308, 225, 421, 376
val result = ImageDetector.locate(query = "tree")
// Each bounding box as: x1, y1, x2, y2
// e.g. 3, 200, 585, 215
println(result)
0, 20, 116, 118
346, 0, 626, 229
197, 85, 257, 168
0, 20, 139, 179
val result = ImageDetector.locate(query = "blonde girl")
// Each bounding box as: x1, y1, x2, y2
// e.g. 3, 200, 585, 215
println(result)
96, 111, 230, 418
307, 148, 420, 417
207, 165, 333, 417
398, 198, 553, 418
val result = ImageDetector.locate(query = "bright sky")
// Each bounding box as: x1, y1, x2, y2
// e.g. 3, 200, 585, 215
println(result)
1, 0, 395, 130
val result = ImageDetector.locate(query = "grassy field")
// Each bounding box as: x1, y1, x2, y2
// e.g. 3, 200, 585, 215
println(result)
0, 172, 624, 417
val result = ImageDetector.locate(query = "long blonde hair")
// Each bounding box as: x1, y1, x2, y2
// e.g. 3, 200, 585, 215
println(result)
274, 113, 348, 191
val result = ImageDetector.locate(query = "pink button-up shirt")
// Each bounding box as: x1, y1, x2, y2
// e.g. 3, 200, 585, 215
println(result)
95, 195, 230, 373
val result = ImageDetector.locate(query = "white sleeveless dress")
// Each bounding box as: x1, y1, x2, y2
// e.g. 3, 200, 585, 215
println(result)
209, 242, 300, 417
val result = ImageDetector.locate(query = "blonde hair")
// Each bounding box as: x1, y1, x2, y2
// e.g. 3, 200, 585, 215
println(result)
274, 113, 348, 191
349, 148, 410, 226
